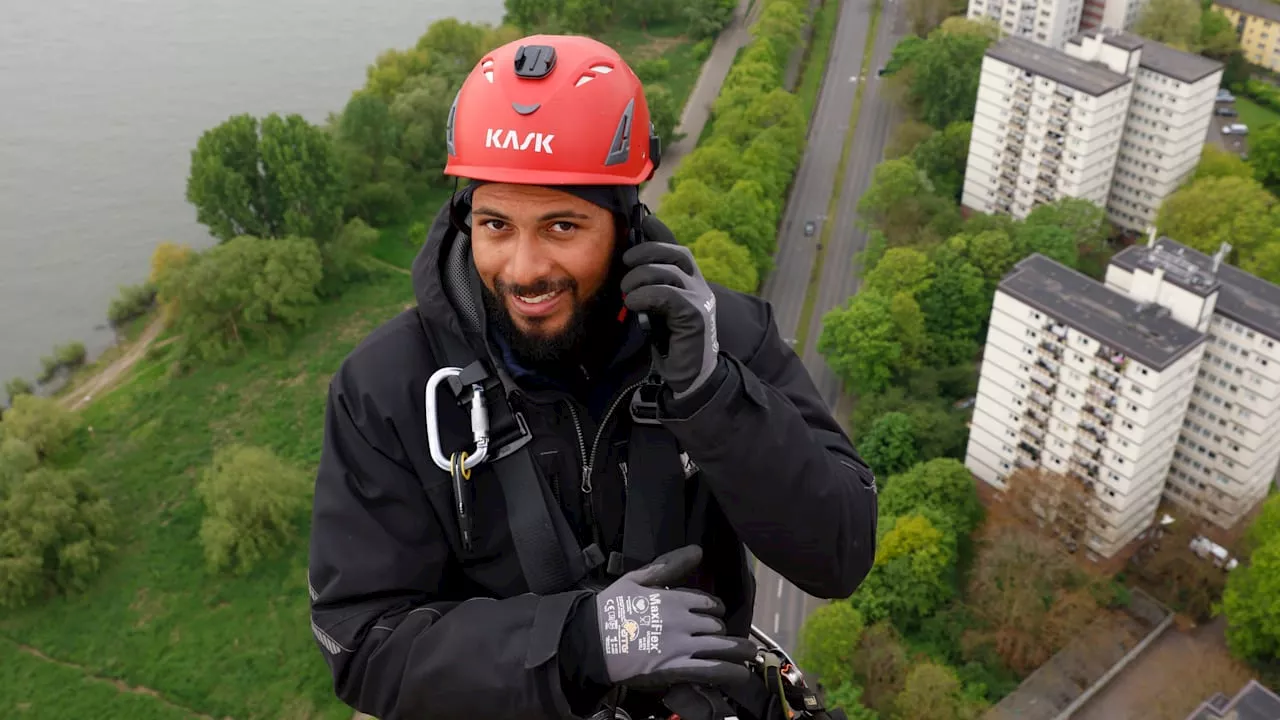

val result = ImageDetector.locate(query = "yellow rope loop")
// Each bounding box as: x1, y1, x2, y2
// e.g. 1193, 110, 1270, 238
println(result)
459, 451, 471, 480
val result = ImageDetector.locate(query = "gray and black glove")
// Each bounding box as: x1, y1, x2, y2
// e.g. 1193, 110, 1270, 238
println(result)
595, 545, 757, 690
621, 217, 721, 401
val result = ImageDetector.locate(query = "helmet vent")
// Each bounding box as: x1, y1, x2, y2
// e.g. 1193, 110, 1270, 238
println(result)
574, 63, 615, 88
481, 58, 495, 83
603, 98, 635, 166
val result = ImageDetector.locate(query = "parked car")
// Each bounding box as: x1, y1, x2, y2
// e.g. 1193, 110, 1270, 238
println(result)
1217, 89, 1235, 103
1215, 106, 1238, 117
804, 220, 817, 237
1222, 123, 1249, 135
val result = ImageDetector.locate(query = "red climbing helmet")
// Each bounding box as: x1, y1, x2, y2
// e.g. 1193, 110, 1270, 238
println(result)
444, 34, 661, 186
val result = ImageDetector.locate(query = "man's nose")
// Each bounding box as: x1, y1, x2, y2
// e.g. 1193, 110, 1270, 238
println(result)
506, 232, 553, 287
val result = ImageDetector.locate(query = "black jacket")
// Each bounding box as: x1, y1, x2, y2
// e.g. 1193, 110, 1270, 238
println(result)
307, 202, 878, 720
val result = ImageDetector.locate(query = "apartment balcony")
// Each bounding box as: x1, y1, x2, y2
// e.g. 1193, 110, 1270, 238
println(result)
1008, 128, 1026, 143
1017, 441, 1042, 463
1010, 114, 1027, 128
1024, 406, 1049, 429
1085, 385, 1118, 409
1037, 339, 1064, 361
1096, 345, 1127, 371
1037, 172, 1057, 186
1000, 170, 1018, 184
1078, 418, 1107, 443
1069, 455, 1100, 479
1044, 144, 1063, 157
1020, 425, 1045, 446
1040, 157, 1059, 173
1014, 86, 1032, 103
1030, 373, 1057, 394
1083, 402, 1114, 425
995, 200, 1013, 213
1048, 116, 1067, 130
1090, 367, 1121, 391
1034, 187, 1055, 203
1051, 100, 1071, 116
1028, 389, 1053, 410
1033, 356, 1058, 378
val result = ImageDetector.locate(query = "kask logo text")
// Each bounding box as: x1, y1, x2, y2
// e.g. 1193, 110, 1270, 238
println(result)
485, 129, 554, 154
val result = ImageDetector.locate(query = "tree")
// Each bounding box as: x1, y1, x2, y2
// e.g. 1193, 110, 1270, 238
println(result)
917, 254, 988, 365
389, 73, 454, 182
1023, 197, 1110, 255
910, 121, 971, 202
939, 230, 1024, 290
1244, 493, 1280, 554
1134, 0, 1202, 51
886, 121, 935, 159
852, 513, 958, 627
684, 0, 738, 40
894, 662, 981, 720
879, 458, 984, 537
645, 83, 684, 150
1156, 175, 1278, 259
1248, 122, 1280, 196
0, 467, 114, 608
819, 293, 903, 395
149, 241, 195, 285
689, 230, 759, 293
858, 158, 943, 246
853, 622, 910, 715
3, 379, 33, 407
860, 413, 919, 481
752, 0, 807, 67
669, 141, 747, 193
851, 389, 971, 463
965, 523, 1100, 674
158, 235, 324, 365
937, 16, 1001, 40
1198, 8, 1239, 57
904, 30, 992, 129
905, 0, 957, 36
335, 91, 409, 225
710, 180, 779, 275
196, 444, 313, 574
0, 394, 78, 459
864, 247, 936, 298
823, 683, 880, 720
0, 436, 38, 488
989, 467, 1092, 548
318, 218, 380, 297
798, 602, 866, 688
186, 112, 344, 243
1195, 144, 1254, 182
1222, 536, 1280, 662
1016, 223, 1079, 269
1239, 220, 1280, 285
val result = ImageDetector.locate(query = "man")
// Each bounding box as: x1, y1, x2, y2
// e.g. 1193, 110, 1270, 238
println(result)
307, 33, 878, 720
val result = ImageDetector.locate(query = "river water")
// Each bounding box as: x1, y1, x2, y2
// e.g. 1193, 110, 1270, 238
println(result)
0, 0, 505, 386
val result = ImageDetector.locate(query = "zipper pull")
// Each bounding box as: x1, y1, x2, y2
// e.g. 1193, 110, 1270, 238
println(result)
581, 465, 593, 493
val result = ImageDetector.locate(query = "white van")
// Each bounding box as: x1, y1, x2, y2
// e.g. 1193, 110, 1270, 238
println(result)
1222, 123, 1249, 135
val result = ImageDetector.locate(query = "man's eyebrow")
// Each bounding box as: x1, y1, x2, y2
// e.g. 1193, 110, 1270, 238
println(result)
471, 206, 592, 222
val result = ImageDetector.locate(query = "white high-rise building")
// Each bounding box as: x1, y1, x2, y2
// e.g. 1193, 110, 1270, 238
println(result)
967, 0, 1085, 49
962, 32, 1223, 229
1107, 237, 1280, 528
1066, 31, 1224, 232
962, 36, 1132, 219
1079, 0, 1147, 33
966, 253, 1207, 559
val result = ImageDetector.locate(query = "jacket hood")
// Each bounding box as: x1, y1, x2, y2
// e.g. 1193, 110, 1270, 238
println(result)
411, 197, 492, 364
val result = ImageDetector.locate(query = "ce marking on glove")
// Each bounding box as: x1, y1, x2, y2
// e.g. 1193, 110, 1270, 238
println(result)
602, 593, 665, 655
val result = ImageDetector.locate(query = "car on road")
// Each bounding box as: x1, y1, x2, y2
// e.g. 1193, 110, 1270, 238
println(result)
1222, 123, 1249, 135
804, 220, 817, 237
1215, 106, 1238, 117
1217, 89, 1235, 103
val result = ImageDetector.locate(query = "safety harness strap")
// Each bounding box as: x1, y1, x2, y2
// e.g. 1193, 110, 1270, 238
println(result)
616, 420, 688, 575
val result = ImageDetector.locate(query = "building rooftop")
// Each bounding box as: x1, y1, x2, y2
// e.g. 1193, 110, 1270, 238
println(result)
987, 36, 1131, 97
999, 254, 1207, 370
1187, 679, 1280, 720
1111, 238, 1280, 339
1213, 0, 1280, 23
1070, 29, 1225, 84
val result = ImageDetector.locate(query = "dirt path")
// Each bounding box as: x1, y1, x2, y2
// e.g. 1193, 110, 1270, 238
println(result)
62, 316, 166, 412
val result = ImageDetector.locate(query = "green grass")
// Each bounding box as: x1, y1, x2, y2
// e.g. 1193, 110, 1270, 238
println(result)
792, 1, 882, 355
0, 640, 201, 719
1237, 96, 1280, 131
600, 20, 707, 115
368, 186, 457, 270
0, 273, 416, 720
796, 0, 841, 118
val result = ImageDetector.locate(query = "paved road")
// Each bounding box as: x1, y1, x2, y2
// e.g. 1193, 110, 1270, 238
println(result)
640, 0, 760, 212
752, 0, 896, 656
802, 0, 908, 408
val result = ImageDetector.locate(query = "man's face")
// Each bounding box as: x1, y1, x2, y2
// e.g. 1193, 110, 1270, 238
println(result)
470, 183, 617, 363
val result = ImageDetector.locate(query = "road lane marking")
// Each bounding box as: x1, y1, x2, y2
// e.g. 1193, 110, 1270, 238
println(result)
773, 612, 780, 634
776, 578, 783, 598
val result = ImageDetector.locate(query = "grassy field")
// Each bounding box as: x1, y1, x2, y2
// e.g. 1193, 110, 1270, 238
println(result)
0, 271, 415, 720
1237, 96, 1280, 131
0, 20, 714, 720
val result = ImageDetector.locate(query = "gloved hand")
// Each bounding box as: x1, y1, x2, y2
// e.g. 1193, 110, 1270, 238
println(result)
594, 545, 757, 690
621, 216, 721, 401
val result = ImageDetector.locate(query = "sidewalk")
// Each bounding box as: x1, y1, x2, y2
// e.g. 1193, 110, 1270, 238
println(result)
640, 0, 761, 211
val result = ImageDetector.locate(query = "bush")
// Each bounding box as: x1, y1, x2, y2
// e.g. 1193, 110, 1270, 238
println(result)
55, 342, 87, 368
0, 467, 115, 608
196, 444, 313, 575
0, 394, 79, 459
4, 377, 33, 406
0, 436, 39, 488
633, 57, 671, 83
107, 282, 158, 328
692, 38, 714, 61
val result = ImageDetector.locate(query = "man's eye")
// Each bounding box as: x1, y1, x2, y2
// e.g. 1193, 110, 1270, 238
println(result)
550, 221, 577, 232
481, 219, 507, 231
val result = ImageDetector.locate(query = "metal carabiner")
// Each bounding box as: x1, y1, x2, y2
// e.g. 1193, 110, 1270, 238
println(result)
425, 366, 490, 472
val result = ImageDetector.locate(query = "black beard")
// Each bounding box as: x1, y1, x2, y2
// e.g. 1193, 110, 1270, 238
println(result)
481, 274, 623, 369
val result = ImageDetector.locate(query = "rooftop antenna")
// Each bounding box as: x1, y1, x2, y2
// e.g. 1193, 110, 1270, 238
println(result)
1213, 242, 1232, 275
